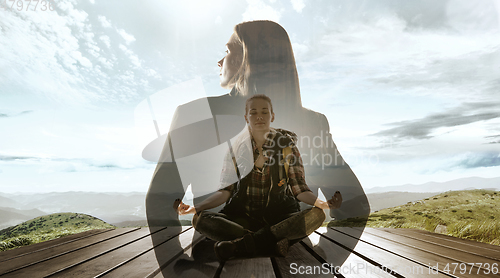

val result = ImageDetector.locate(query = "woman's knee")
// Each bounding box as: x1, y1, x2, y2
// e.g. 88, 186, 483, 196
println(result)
309, 207, 326, 227
192, 213, 200, 228
192, 211, 210, 229
192, 211, 224, 232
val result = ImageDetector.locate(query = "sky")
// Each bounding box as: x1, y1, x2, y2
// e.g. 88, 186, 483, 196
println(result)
1, 0, 500, 193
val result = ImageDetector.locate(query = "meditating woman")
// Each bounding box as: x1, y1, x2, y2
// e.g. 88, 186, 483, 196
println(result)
174, 94, 342, 260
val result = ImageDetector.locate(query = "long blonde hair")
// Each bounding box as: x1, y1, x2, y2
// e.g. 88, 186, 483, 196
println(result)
229, 21, 302, 110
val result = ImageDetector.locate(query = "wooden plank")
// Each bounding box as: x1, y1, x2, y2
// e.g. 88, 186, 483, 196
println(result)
220, 257, 275, 278
92, 226, 190, 278
152, 235, 219, 278
301, 227, 361, 273
336, 227, 499, 277
302, 229, 395, 278
340, 254, 396, 278
47, 227, 185, 277
102, 227, 204, 278
379, 228, 500, 260
273, 241, 332, 278
309, 227, 448, 278
363, 228, 500, 264
362, 228, 500, 277
0, 228, 147, 277
0, 229, 112, 263
0, 228, 139, 276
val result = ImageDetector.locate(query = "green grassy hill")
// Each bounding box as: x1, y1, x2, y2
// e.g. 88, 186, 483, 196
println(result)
0, 212, 115, 251
330, 190, 500, 245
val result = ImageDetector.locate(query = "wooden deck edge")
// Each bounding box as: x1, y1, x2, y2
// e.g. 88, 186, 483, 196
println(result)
95, 227, 193, 278
0, 228, 141, 276
0, 229, 114, 262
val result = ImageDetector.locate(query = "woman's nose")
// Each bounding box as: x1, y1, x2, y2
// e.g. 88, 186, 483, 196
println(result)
217, 57, 224, 67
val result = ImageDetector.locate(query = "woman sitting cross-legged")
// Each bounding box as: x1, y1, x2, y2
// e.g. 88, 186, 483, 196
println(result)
174, 94, 342, 261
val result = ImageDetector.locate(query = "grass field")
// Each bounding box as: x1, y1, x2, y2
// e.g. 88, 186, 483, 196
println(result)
0, 212, 115, 251
329, 189, 500, 246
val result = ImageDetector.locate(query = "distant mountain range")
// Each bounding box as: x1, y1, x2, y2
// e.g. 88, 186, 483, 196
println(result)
366, 192, 438, 212
1, 176, 498, 229
0, 207, 46, 230
0, 192, 147, 229
364, 177, 500, 212
0, 195, 20, 208
365, 176, 500, 194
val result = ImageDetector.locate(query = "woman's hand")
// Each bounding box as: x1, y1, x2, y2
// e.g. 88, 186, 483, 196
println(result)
172, 190, 231, 216
326, 191, 342, 209
173, 199, 196, 215
297, 190, 341, 210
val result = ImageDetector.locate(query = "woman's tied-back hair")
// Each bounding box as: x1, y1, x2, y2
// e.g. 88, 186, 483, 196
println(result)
230, 20, 302, 109
245, 94, 274, 115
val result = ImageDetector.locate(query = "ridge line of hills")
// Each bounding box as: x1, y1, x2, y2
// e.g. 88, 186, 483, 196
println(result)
1, 176, 499, 230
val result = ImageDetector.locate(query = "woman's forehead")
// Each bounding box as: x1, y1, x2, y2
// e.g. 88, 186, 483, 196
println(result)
248, 99, 271, 109
228, 32, 239, 42
226, 33, 241, 49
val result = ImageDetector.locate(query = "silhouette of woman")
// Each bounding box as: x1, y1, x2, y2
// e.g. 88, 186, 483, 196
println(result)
146, 20, 369, 273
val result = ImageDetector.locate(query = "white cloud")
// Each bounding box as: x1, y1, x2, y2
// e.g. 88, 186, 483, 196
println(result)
291, 42, 308, 61
147, 69, 161, 79
117, 28, 136, 45
99, 35, 111, 48
0, 3, 160, 106
0, 6, 97, 103
446, 0, 500, 33
298, 12, 500, 102
97, 15, 111, 28
119, 44, 142, 68
85, 40, 100, 58
242, 0, 281, 22
70, 50, 92, 68
89, 0, 95, 4
98, 57, 113, 69
61, 3, 89, 31
291, 0, 305, 13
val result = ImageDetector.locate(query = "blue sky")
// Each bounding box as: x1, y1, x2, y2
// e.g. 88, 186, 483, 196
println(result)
1, 0, 500, 193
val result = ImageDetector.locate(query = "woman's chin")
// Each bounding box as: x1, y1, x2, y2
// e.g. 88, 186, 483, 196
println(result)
219, 80, 235, 90
251, 125, 270, 131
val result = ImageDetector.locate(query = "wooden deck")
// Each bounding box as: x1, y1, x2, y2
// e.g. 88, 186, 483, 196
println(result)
1, 226, 499, 277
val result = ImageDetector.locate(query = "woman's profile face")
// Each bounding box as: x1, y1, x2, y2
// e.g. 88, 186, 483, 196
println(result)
245, 98, 275, 132
218, 33, 242, 89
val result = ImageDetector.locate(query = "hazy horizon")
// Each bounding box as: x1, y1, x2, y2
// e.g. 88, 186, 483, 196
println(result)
1, 175, 500, 194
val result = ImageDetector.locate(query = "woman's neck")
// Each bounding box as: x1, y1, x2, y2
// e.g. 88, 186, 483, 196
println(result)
251, 129, 269, 148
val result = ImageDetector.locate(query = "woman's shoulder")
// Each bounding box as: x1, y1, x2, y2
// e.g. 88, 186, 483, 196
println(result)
174, 94, 230, 115
273, 128, 298, 147
274, 127, 297, 138
300, 107, 330, 131
170, 93, 245, 130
